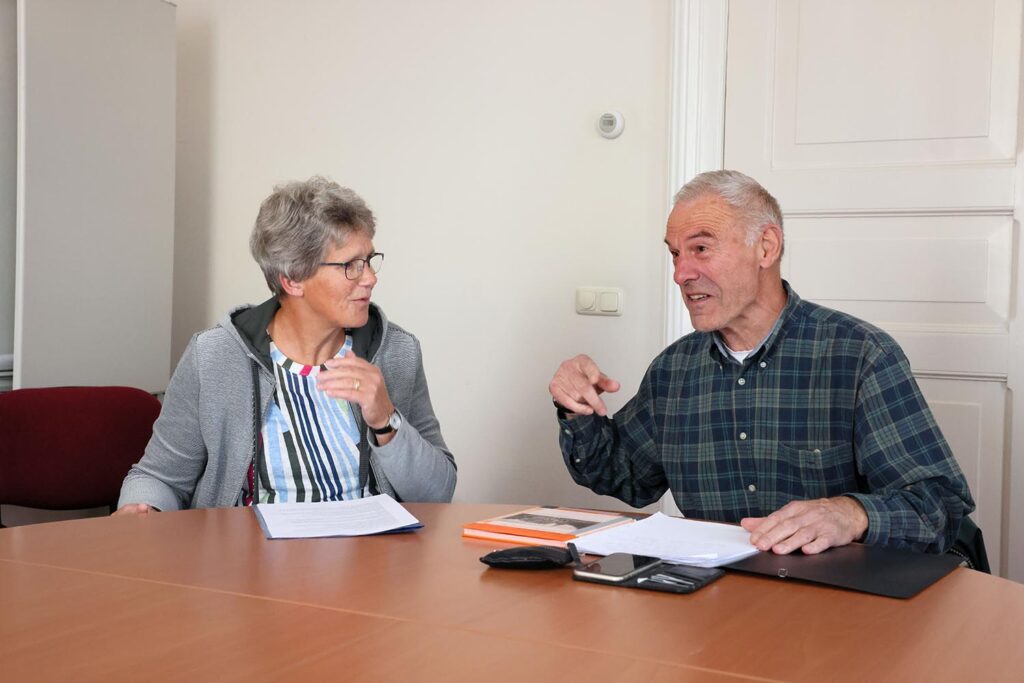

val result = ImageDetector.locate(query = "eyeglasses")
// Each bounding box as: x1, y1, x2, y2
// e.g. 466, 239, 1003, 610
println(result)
319, 252, 384, 280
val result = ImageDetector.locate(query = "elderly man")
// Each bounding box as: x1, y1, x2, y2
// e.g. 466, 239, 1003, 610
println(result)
549, 170, 973, 555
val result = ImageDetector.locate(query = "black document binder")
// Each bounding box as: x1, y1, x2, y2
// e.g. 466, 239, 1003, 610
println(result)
725, 543, 963, 599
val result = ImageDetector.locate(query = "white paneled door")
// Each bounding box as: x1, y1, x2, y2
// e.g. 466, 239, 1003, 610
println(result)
670, 0, 1023, 578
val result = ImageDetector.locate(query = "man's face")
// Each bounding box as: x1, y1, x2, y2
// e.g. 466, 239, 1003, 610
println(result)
664, 195, 768, 342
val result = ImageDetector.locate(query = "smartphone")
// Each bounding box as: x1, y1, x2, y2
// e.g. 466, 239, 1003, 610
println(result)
573, 553, 662, 583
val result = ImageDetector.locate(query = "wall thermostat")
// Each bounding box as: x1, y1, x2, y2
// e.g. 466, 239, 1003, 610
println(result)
597, 111, 624, 139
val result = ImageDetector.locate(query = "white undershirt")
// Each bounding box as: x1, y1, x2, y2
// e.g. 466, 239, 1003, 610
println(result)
726, 347, 753, 363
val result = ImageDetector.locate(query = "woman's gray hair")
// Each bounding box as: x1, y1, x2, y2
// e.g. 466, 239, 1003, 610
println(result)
674, 169, 783, 245
250, 176, 377, 295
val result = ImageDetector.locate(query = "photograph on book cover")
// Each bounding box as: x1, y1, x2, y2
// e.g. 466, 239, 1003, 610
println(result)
499, 512, 602, 534
464, 507, 635, 542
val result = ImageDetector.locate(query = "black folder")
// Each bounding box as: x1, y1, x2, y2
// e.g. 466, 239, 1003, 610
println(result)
724, 543, 963, 599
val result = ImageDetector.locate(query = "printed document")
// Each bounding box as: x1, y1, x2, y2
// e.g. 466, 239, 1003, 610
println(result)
254, 494, 422, 539
571, 512, 759, 567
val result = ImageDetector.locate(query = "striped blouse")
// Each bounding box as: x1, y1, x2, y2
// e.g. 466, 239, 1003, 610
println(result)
257, 338, 366, 503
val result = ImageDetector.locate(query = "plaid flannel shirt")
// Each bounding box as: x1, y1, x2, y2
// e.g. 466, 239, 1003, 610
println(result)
560, 284, 974, 553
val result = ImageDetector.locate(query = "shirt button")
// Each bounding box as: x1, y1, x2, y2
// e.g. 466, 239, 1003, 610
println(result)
563, 429, 572, 436
759, 361, 767, 368
739, 432, 748, 440
737, 378, 746, 386
575, 458, 581, 464
747, 484, 756, 492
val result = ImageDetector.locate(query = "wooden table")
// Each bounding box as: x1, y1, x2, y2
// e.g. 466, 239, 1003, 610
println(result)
1, 503, 1021, 682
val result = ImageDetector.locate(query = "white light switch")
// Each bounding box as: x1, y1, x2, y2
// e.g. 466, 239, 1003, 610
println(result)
576, 289, 597, 311
576, 287, 623, 316
599, 291, 619, 312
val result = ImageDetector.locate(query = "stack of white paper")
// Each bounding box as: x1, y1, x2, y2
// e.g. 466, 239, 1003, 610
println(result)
254, 494, 422, 539
570, 512, 759, 567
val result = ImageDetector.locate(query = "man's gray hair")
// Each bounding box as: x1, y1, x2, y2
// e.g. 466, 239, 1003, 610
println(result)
674, 169, 783, 245
250, 176, 377, 295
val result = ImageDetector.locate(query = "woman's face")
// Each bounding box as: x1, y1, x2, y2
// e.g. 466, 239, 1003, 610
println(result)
298, 230, 378, 330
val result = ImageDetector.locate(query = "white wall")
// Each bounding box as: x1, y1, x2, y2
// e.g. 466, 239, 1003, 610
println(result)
172, 0, 672, 507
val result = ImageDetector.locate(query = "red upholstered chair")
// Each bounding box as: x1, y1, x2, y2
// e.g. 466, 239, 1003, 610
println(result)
0, 386, 161, 526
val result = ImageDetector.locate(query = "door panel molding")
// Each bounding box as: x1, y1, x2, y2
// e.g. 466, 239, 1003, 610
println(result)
786, 207, 1014, 219
725, 0, 1021, 211
772, 1, 1019, 167
918, 378, 1007, 575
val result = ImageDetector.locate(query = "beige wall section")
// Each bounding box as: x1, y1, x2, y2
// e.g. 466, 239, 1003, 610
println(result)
0, 0, 15, 359
15, 0, 175, 391
172, 0, 671, 507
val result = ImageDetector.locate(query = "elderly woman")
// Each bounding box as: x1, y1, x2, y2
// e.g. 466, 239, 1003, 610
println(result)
116, 177, 456, 513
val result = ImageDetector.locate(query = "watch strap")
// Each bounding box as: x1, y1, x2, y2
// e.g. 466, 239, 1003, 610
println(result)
371, 410, 399, 435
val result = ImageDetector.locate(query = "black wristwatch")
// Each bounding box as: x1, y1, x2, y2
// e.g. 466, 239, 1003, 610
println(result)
371, 410, 402, 435
553, 400, 575, 420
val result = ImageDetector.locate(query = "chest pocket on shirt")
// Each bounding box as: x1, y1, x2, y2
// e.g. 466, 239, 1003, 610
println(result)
775, 442, 856, 499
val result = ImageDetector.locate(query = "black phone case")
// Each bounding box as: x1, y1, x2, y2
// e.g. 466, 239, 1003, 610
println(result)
573, 562, 724, 594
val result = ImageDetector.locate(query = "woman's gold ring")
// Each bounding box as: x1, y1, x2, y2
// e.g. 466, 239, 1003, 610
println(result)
353, 379, 361, 391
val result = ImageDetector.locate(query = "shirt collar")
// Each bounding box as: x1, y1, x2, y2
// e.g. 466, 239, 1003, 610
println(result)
709, 280, 800, 365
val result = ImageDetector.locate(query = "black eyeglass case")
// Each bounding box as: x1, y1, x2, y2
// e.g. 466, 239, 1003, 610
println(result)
479, 546, 574, 569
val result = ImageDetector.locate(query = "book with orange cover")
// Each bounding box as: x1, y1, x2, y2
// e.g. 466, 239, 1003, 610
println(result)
462, 506, 635, 547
